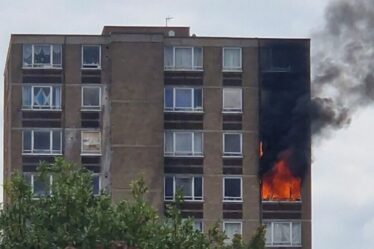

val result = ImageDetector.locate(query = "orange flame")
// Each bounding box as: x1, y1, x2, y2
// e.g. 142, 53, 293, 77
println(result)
261, 160, 301, 201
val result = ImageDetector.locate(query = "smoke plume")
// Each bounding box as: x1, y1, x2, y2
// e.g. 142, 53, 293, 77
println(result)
311, 0, 374, 137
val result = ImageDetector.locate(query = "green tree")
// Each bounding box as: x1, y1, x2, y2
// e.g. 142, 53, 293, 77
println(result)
0, 157, 265, 249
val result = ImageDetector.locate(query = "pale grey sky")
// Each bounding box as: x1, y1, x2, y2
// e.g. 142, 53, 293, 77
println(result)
1, 1, 374, 249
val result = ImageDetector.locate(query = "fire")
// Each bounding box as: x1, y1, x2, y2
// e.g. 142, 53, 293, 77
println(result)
261, 160, 301, 201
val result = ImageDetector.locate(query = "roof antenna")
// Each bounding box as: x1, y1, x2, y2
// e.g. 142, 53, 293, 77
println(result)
165, 16, 173, 27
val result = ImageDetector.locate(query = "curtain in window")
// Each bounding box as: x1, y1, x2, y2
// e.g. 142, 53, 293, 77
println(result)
22, 86, 32, 108
175, 133, 192, 153
224, 223, 241, 241
224, 134, 241, 153
292, 222, 301, 245
164, 47, 174, 68
53, 87, 61, 109
23, 45, 32, 66
34, 45, 51, 64
224, 48, 241, 70
175, 48, 192, 69
175, 177, 193, 197
82, 132, 101, 153
223, 88, 242, 110
274, 223, 291, 245
175, 89, 192, 108
52, 45, 62, 66
264, 223, 272, 245
33, 87, 51, 107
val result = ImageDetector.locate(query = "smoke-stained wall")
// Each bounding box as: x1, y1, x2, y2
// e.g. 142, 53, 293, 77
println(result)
259, 40, 311, 179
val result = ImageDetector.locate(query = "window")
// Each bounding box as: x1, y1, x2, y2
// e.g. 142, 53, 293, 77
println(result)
92, 174, 101, 195
194, 221, 203, 232
22, 85, 61, 110
22, 130, 62, 155
223, 47, 242, 71
164, 176, 203, 201
223, 133, 242, 157
223, 221, 242, 243
24, 173, 52, 197
23, 44, 62, 68
164, 87, 202, 112
164, 131, 203, 156
164, 46, 203, 70
223, 177, 242, 202
81, 131, 101, 155
82, 45, 101, 69
223, 88, 242, 112
81, 86, 101, 110
264, 221, 301, 247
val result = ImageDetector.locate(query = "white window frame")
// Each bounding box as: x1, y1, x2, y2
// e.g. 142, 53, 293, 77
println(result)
164, 131, 204, 157
81, 86, 102, 111
164, 175, 203, 202
222, 47, 242, 72
81, 45, 102, 69
164, 87, 203, 112
223, 132, 243, 157
264, 220, 302, 247
22, 85, 62, 111
164, 46, 203, 71
222, 88, 243, 113
24, 173, 53, 198
22, 129, 62, 155
223, 221, 243, 244
23, 44, 62, 69
223, 176, 243, 202
81, 130, 102, 156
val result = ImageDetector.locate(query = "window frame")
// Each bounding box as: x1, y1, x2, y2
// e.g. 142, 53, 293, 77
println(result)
164, 175, 203, 202
81, 130, 102, 156
81, 86, 102, 111
223, 221, 243, 243
223, 176, 243, 202
223, 132, 243, 157
22, 85, 62, 111
22, 129, 62, 155
22, 44, 62, 69
222, 47, 242, 72
164, 87, 203, 112
81, 45, 102, 69
164, 46, 203, 71
164, 131, 204, 157
264, 220, 302, 247
23, 173, 53, 198
222, 88, 243, 113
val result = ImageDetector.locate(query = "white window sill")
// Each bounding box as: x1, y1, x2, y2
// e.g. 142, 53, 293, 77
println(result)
164, 68, 204, 72
222, 69, 243, 73
81, 67, 102, 70
81, 153, 102, 156
164, 110, 204, 113
222, 155, 243, 158
222, 110, 243, 114
223, 199, 243, 203
22, 108, 62, 112
22, 66, 62, 70
164, 154, 204, 158
164, 199, 204, 202
266, 245, 302, 248
80, 108, 101, 112
22, 153, 63, 156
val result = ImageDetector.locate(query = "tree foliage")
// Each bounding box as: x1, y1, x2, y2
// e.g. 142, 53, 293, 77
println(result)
0, 157, 265, 249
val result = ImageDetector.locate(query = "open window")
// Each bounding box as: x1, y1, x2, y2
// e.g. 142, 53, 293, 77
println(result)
81, 131, 101, 155
82, 45, 101, 69
23, 44, 62, 68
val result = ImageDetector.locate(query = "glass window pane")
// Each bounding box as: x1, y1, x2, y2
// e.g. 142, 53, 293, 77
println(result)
164, 176, 174, 198
83, 87, 100, 107
292, 222, 301, 245
164, 88, 173, 109
23, 131, 32, 152
175, 89, 192, 108
34, 131, 51, 152
175, 48, 192, 69
224, 134, 241, 154
194, 88, 202, 108
33, 87, 51, 107
33, 176, 49, 196
175, 177, 192, 197
52, 45, 62, 66
52, 131, 61, 152
274, 223, 291, 245
265, 223, 272, 245
224, 178, 241, 198
22, 86, 32, 108
23, 174, 32, 186
92, 175, 100, 195
83, 46, 100, 66
224, 223, 242, 241
194, 47, 203, 68
34, 45, 51, 65
224, 48, 241, 70
82, 132, 101, 153
164, 46, 173, 68
194, 177, 202, 198
53, 87, 61, 108
223, 88, 242, 111
23, 44, 32, 66
164, 131, 173, 154
175, 133, 192, 153
194, 133, 203, 154
194, 221, 203, 232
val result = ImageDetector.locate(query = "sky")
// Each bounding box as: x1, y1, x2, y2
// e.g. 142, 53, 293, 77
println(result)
1, 0, 374, 248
